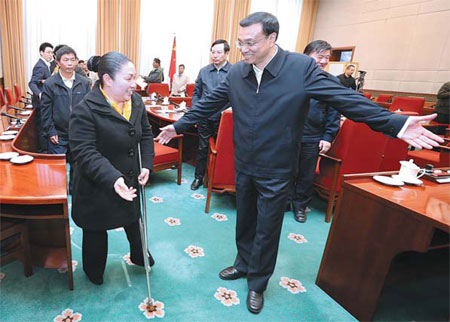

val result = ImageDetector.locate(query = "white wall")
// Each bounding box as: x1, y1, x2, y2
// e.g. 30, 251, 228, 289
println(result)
313, 0, 450, 94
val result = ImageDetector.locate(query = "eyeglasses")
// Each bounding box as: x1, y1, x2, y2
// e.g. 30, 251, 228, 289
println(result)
235, 36, 268, 49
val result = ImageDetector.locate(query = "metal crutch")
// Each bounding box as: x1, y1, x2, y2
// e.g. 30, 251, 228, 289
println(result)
137, 143, 155, 308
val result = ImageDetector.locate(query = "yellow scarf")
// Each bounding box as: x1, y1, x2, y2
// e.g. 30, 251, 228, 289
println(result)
99, 86, 132, 121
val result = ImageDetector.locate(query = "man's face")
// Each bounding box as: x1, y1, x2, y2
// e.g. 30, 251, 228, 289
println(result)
309, 50, 331, 70
153, 61, 159, 69
346, 66, 355, 77
178, 66, 184, 74
57, 53, 76, 75
40, 47, 54, 62
210, 43, 228, 66
237, 23, 276, 66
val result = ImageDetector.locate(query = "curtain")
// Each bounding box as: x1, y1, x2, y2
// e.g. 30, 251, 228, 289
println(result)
138, 0, 214, 84
228, 0, 252, 64
97, 0, 120, 55
120, 0, 141, 69
0, 0, 27, 93
211, 0, 233, 43
295, 0, 318, 53
23, 0, 97, 83
250, 0, 303, 52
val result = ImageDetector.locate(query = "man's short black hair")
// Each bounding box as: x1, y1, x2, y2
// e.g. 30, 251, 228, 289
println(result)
211, 39, 230, 53
303, 40, 333, 55
56, 46, 77, 61
39, 42, 53, 52
153, 58, 161, 64
240, 12, 279, 41
78, 60, 85, 64
346, 64, 355, 70
179, 64, 185, 69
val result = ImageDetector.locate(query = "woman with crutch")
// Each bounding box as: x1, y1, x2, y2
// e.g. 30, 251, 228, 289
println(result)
69, 52, 155, 285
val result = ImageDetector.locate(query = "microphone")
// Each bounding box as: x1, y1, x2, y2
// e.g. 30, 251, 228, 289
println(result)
1, 112, 24, 121
8, 105, 26, 112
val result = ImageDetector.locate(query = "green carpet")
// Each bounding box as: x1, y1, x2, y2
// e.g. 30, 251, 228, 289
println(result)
0, 164, 448, 321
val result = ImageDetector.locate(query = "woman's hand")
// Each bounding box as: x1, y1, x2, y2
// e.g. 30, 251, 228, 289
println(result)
114, 177, 137, 201
138, 168, 150, 186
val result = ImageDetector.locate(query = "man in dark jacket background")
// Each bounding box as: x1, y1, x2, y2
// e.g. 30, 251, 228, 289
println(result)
337, 64, 356, 89
190, 39, 232, 190
28, 42, 55, 152
290, 40, 341, 223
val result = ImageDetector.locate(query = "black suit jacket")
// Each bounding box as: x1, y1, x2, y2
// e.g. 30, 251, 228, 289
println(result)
28, 59, 52, 108
174, 47, 407, 178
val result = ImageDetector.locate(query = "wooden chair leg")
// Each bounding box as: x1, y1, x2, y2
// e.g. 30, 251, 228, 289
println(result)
20, 222, 32, 277
325, 162, 342, 223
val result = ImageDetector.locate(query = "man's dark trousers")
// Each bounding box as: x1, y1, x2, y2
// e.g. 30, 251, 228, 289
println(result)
194, 119, 220, 179
233, 170, 292, 292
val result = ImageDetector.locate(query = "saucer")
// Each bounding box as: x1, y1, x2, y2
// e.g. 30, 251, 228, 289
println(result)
392, 175, 423, 186
10, 155, 34, 164
0, 152, 19, 160
2, 130, 18, 135
0, 135, 16, 141
373, 175, 404, 186
18, 110, 32, 116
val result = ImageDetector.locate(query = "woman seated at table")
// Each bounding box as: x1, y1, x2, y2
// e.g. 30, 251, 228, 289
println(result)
69, 52, 155, 285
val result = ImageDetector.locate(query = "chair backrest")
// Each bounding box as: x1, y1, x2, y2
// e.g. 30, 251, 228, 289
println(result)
362, 92, 371, 99
376, 94, 393, 103
389, 96, 425, 114
186, 83, 195, 97
5, 88, 15, 106
147, 83, 170, 97
212, 110, 235, 186
0, 87, 5, 107
13, 85, 22, 103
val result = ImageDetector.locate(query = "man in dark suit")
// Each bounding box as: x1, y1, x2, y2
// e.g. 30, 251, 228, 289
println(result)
337, 64, 357, 89
156, 12, 443, 314
28, 42, 54, 152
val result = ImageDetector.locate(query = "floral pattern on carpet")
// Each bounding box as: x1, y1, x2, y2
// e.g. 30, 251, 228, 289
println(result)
164, 217, 181, 226
211, 213, 228, 221
279, 277, 307, 294
288, 233, 308, 244
57, 260, 78, 273
138, 298, 165, 319
184, 245, 205, 258
214, 287, 240, 306
53, 309, 82, 322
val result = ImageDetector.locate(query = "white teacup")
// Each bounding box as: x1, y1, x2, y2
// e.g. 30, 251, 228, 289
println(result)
163, 97, 169, 104
179, 101, 186, 109
398, 159, 425, 181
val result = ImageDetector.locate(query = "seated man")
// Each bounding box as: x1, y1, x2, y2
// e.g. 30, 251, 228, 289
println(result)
337, 64, 356, 89
144, 58, 164, 83
171, 64, 189, 96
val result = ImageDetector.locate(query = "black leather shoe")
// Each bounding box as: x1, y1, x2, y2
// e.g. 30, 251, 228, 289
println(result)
190, 178, 203, 190
219, 266, 246, 280
247, 290, 264, 314
131, 251, 155, 267
294, 208, 307, 223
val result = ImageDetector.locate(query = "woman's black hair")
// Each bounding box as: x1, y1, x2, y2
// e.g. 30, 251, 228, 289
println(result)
88, 52, 131, 85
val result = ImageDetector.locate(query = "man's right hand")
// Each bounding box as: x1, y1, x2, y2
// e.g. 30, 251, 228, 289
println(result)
50, 135, 59, 144
155, 125, 177, 144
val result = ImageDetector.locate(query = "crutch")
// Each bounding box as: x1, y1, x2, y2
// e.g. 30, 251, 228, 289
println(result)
137, 143, 155, 308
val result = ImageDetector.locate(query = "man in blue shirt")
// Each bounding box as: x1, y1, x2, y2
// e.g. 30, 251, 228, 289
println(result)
190, 39, 232, 190
156, 12, 443, 314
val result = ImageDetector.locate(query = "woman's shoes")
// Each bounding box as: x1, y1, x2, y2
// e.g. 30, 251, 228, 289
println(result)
131, 251, 155, 267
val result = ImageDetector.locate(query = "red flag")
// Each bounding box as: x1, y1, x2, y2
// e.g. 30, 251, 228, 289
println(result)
169, 35, 176, 88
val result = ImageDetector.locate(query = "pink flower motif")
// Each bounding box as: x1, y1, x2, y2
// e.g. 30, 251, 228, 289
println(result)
122, 253, 135, 266
191, 193, 205, 200
211, 213, 228, 221
58, 260, 78, 273
0, 272, 4, 282
279, 277, 307, 294
114, 227, 124, 232
184, 245, 205, 258
138, 298, 165, 319
53, 309, 82, 322
214, 287, 240, 306
288, 233, 308, 244
179, 178, 188, 184
69, 227, 74, 235
164, 217, 181, 226
150, 196, 163, 203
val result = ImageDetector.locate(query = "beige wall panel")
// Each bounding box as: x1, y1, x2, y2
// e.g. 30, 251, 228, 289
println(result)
313, 0, 450, 93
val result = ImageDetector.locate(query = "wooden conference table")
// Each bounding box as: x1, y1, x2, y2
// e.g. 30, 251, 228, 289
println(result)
316, 171, 449, 321
0, 109, 73, 289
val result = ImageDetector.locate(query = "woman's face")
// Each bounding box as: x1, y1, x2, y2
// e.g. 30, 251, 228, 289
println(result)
107, 61, 136, 102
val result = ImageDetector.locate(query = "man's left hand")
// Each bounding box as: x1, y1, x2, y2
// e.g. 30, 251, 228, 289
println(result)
138, 168, 150, 186
319, 140, 331, 153
399, 114, 444, 149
